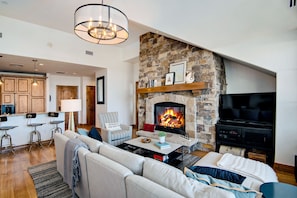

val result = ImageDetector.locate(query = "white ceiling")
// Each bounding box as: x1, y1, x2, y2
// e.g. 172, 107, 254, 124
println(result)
0, 0, 296, 77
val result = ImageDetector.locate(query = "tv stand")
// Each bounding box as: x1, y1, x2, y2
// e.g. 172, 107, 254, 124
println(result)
216, 123, 275, 166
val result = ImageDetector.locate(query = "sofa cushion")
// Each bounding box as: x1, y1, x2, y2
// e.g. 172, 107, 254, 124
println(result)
77, 128, 89, 136
185, 168, 261, 198
88, 126, 102, 142
64, 130, 79, 139
78, 135, 103, 153
143, 123, 155, 132
86, 153, 133, 198
143, 158, 235, 198
100, 144, 145, 175
189, 166, 246, 184
126, 175, 184, 198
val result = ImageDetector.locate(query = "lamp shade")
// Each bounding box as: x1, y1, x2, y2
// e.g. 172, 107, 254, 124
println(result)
61, 99, 81, 112
74, 3, 129, 45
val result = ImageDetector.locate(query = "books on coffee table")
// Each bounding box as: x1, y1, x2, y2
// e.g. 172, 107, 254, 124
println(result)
155, 141, 171, 149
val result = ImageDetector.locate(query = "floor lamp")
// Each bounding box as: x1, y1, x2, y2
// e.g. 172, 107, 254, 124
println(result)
61, 99, 81, 131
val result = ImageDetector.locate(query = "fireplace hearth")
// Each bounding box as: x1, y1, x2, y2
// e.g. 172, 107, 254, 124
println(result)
154, 102, 185, 135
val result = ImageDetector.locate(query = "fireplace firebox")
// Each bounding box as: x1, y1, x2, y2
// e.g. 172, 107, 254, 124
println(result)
154, 102, 186, 135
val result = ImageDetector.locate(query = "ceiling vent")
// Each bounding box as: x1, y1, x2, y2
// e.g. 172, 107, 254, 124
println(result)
85, 50, 93, 56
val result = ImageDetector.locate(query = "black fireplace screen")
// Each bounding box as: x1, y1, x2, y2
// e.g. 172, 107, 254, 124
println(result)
154, 102, 186, 135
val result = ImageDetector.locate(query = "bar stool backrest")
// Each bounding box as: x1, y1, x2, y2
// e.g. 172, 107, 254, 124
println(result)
26, 113, 37, 119
48, 112, 59, 117
0, 116, 8, 122
26, 113, 37, 125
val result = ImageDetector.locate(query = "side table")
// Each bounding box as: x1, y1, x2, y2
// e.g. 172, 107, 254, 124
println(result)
260, 182, 297, 198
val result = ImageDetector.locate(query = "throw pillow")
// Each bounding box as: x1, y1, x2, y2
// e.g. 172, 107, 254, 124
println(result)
185, 168, 262, 198
189, 166, 246, 184
88, 127, 102, 142
77, 128, 89, 136
105, 122, 121, 131
143, 123, 155, 132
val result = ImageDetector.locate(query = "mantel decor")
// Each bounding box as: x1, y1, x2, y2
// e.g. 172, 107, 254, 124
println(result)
97, 76, 105, 104
74, 1, 129, 45
165, 72, 175, 85
169, 61, 186, 84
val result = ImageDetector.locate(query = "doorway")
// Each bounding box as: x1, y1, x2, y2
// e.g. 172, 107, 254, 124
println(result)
57, 86, 78, 130
86, 86, 95, 125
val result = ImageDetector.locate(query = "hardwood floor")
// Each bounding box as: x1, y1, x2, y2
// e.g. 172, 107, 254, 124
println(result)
0, 144, 56, 198
0, 137, 295, 198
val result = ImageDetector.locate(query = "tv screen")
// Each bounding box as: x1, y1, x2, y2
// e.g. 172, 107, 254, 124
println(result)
219, 92, 276, 126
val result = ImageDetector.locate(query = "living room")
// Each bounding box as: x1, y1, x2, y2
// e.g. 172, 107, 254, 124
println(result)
0, 0, 296, 177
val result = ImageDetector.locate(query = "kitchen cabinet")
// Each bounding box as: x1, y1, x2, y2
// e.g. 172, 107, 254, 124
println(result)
0, 76, 46, 113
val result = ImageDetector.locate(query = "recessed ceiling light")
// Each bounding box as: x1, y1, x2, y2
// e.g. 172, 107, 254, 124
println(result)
39, 63, 44, 66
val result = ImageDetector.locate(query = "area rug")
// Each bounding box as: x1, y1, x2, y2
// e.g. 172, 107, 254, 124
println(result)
28, 160, 72, 198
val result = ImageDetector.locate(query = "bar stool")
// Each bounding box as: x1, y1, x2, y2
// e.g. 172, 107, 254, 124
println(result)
26, 113, 45, 152
48, 112, 64, 146
0, 116, 17, 154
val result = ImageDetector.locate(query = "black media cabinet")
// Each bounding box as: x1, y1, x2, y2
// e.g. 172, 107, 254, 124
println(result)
216, 123, 275, 166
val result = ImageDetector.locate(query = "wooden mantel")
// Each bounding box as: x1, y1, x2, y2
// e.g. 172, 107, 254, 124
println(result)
137, 82, 209, 95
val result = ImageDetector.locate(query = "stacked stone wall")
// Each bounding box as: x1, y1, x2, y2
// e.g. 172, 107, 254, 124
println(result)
138, 32, 226, 151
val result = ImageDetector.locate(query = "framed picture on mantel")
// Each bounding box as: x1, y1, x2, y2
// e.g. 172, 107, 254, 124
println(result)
169, 61, 186, 84
165, 72, 175, 85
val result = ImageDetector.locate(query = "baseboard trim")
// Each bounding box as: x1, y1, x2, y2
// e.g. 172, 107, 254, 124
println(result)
274, 163, 295, 174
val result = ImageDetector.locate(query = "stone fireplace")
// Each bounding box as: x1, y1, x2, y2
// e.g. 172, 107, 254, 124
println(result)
138, 32, 226, 151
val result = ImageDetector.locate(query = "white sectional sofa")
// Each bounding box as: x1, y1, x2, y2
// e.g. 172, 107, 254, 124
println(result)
54, 130, 235, 198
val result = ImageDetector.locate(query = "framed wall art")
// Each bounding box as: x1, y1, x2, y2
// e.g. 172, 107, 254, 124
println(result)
165, 72, 175, 85
169, 61, 186, 84
97, 76, 105, 104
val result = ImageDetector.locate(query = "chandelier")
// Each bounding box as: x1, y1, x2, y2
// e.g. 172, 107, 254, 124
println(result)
74, 1, 129, 45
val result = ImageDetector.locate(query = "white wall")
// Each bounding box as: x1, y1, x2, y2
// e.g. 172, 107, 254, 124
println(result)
224, 59, 276, 94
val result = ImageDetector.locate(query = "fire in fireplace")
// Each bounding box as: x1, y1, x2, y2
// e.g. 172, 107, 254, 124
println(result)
154, 102, 186, 135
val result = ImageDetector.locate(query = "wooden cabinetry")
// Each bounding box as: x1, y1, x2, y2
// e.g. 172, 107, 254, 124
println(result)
0, 76, 46, 113
31, 79, 45, 112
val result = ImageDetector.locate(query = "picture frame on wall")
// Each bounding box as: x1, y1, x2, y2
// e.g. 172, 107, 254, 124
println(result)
165, 72, 175, 85
169, 61, 186, 84
97, 76, 105, 104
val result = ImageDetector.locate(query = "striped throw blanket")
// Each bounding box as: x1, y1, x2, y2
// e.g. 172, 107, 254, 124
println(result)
64, 138, 88, 197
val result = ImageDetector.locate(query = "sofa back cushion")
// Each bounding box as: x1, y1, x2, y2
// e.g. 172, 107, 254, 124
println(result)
126, 175, 184, 198
78, 135, 103, 153
143, 158, 235, 198
99, 144, 145, 175
64, 130, 79, 139
86, 153, 133, 198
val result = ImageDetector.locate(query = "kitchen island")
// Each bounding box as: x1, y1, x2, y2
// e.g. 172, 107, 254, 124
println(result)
0, 112, 65, 148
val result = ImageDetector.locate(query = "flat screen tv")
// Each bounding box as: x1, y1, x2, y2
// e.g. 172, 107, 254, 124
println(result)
218, 92, 276, 127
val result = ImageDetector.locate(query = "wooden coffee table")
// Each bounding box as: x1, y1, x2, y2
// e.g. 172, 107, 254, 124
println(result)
123, 137, 183, 163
